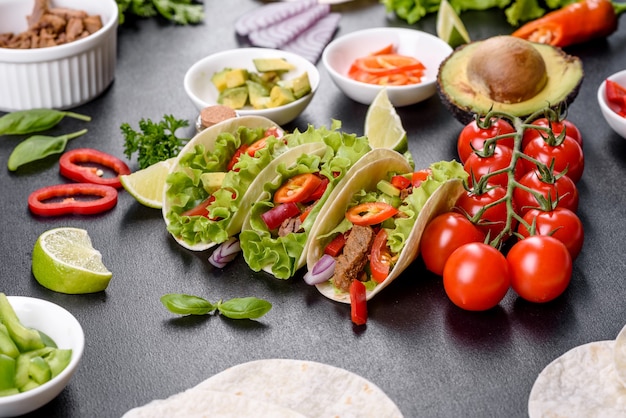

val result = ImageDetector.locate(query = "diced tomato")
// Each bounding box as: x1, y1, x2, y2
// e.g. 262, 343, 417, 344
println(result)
246, 138, 268, 157
299, 204, 314, 223
412, 169, 431, 188
349, 280, 368, 326
370, 229, 392, 283
390, 175, 411, 190
261, 202, 300, 230
307, 176, 329, 202
274, 173, 323, 204
181, 195, 216, 218
606, 79, 626, 117
324, 233, 346, 257
346, 202, 398, 226
227, 144, 249, 172
264, 126, 283, 140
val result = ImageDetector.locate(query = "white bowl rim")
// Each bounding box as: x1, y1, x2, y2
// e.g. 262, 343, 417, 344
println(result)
0, 295, 85, 406
597, 70, 626, 116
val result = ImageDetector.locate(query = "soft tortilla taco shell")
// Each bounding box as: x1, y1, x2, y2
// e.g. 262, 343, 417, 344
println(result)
162, 115, 280, 252
308, 151, 464, 303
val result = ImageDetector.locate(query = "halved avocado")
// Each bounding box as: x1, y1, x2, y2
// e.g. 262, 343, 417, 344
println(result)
437, 36, 584, 125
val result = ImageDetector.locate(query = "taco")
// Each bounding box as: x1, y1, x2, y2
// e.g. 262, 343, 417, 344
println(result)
238, 125, 373, 279
305, 149, 467, 306
162, 117, 353, 252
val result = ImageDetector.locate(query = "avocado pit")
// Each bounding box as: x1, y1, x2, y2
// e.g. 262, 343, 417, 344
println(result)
466, 36, 548, 104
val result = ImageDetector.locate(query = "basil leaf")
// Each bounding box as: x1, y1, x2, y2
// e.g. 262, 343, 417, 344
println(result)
217, 297, 272, 319
160, 294, 215, 315
7, 129, 87, 171
0, 109, 91, 135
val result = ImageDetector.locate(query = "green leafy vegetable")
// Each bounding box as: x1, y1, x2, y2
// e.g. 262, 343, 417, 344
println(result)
0, 109, 91, 136
116, 0, 204, 25
121, 114, 189, 169
160, 294, 272, 319
381, 0, 578, 26
7, 129, 87, 171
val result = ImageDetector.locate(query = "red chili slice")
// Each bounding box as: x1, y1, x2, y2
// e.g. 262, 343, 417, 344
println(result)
274, 173, 323, 204
28, 183, 118, 216
346, 202, 398, 226
59, 148, 131, 189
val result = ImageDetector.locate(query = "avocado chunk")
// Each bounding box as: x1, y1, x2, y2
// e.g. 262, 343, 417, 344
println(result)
246, 80, 271, 109
200, 172, 227, 194
269, 85, 295, 107
437, 36, 584, 125
218, 86, 248, 109
225, 68, 249, 89
278, 72, 311, 99
253, 58, 296, 73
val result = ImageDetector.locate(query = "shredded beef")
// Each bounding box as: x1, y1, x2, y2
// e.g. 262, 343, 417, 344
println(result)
332, 225, 375, 292
278, 216, 302, 237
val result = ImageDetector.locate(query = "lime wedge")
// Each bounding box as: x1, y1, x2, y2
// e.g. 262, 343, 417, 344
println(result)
436, 0, 471, 49
120, 158, 176, 209
32, 228, 113, 294
364, 88, 408, 154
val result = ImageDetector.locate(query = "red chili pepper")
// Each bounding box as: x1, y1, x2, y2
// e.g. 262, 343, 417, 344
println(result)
511, 0, 625, 48
28, 183, 118, 216
59, 148, 131, 189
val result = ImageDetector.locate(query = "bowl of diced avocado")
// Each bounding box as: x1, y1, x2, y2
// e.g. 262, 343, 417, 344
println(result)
184, 47, 320, 126
0, 293, 84, 417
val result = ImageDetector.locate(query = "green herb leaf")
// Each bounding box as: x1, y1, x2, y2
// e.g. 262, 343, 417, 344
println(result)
160, 294, 216, 315
121, 114, 189, 169
116, 0, 204, 25
7, 129, 87, 171
216, 297, 272, 320
0, 109, 91, 136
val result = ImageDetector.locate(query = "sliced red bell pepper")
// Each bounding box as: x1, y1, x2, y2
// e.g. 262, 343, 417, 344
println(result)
605, 79, 626, 117
370, 229, 392, 283
59, 148, 131, 189
274, 173, 323, 204
324, 233, 346, 257
346, 202, 398, 226
261, 202, 301, 230
349, 280, 368, 326
390, 174, 412, 190
28, 183, 118, 216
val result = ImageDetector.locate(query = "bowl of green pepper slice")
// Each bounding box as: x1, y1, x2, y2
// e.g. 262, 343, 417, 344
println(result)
0, 294, 84, 417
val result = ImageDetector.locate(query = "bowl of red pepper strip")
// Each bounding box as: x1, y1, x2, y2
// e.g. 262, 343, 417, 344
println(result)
598, 69, 626, 140
322, 27, 453, 106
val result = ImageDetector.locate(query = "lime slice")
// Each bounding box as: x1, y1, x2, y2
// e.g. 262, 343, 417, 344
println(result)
436, 0, 471, 49
120, 158, 175, 209
32, 228, 112, 294
364, 88, 408, 154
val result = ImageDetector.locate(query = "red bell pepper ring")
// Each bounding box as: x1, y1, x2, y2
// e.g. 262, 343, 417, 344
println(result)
28, 183, 118, 216
59, 148, 131, 189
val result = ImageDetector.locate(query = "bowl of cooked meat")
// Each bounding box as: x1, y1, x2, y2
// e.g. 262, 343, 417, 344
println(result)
0, 0, 118, 111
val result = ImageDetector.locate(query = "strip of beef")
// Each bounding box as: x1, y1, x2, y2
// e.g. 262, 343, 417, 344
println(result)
278, 216, 302, 237
332, 225, 375, 292
27, 0, 50, 28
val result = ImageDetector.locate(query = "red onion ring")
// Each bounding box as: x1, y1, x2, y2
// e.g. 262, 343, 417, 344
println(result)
208, 238, 241, 268
303, 254, 336, 285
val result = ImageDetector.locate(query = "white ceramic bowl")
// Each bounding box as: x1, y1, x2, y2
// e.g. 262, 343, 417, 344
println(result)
0, 0, 118, 112
322, 27, 453, 107
0, 296, 84, 417
597, 69, 626, 140
184, 47, 320, 126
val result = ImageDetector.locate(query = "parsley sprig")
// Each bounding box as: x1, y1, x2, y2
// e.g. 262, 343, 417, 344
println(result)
116, 0, 204, 25
121, 114, 189, 169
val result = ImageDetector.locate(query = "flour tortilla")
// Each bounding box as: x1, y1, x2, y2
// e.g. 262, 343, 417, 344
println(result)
614, 324, 626, 388
528, 340, 626, 418
307, 149, 464, 303
123, 359, 403, 418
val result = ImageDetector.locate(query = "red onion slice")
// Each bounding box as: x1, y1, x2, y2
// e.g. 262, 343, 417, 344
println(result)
303, 254, 336, 285
235, 0, 318, 36
208, 237, 241, 268
248, 4, 330, 49
280, 12, 341, 63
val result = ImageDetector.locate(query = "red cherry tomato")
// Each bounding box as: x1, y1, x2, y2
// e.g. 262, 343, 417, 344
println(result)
507, 235, 572, 303
522, 117, 583, 149
457, 118, 516, 164
421, 212, 485, 276
521, 136, 584, 183
517, 207, 584, 260
513, 169, 579, 215
453, 185, 515, 241
464, 145, 523, 188
443, 242, 510, 311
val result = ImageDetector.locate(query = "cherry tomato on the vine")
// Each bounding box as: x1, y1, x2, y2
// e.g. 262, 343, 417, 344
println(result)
507, 235, 572, 303
464, 145, 524, 189
521, 136, 584, 183
517, 207, 584, 260
522, 118, 583, 150
513, 169, 579, 215
457, 118, 516, 164
421, 212, 485, 276
454, 184, 516, 241
443, 242, 510, 311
